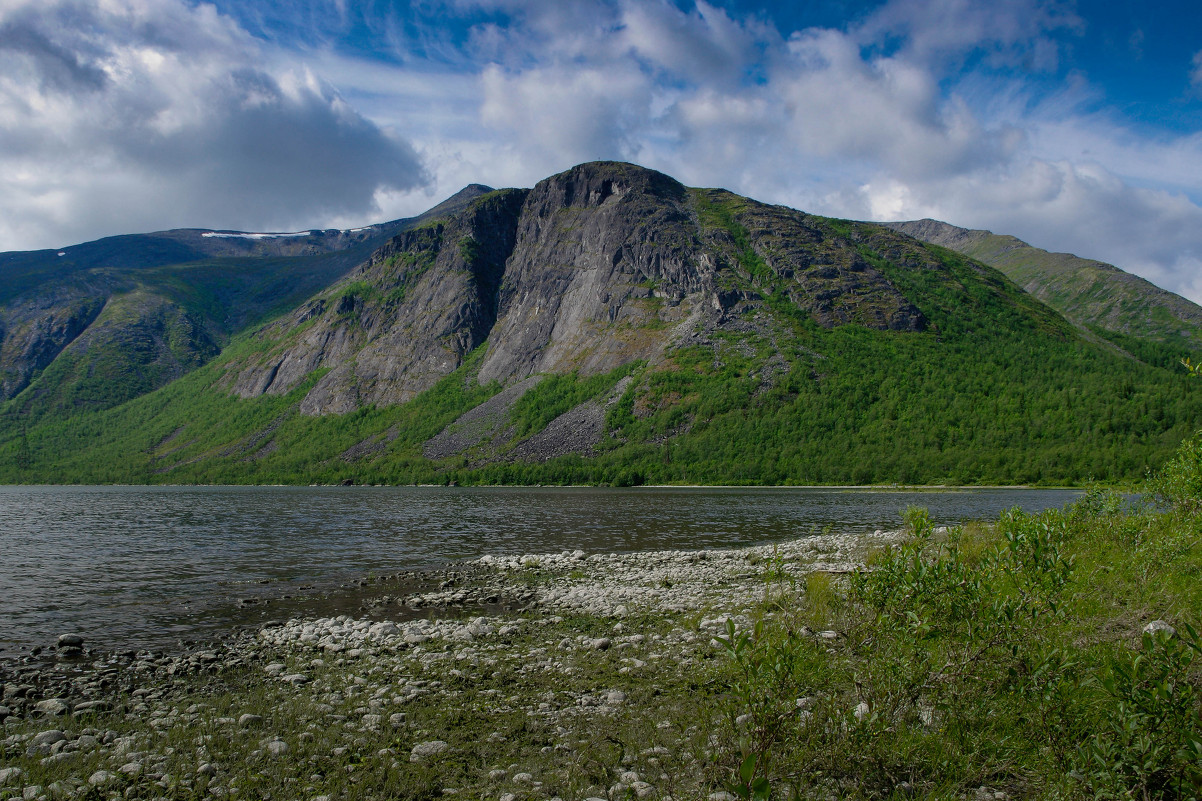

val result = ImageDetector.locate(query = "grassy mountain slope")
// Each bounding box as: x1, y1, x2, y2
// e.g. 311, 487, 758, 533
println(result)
884, 219, 1202, 368
0, 186, 493, 418
1, 163, 1197, 487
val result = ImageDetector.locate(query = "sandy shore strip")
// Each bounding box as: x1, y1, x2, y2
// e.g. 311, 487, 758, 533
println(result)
1, 528, 900, 801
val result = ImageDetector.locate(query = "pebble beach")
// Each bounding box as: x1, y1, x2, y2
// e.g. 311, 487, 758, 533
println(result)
1, 529, 898, 801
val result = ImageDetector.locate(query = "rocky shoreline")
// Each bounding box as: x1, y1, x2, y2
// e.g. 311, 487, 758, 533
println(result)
1, 529, 897, 801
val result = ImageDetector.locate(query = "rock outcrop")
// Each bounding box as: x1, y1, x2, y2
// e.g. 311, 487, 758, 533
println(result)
230, 189, 528, 413
228, 161, 931, 417
0, 288, 105, 400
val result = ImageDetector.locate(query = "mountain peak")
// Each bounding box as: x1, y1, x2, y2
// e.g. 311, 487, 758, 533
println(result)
410, 183, 496, 223
535, 161, 687, 208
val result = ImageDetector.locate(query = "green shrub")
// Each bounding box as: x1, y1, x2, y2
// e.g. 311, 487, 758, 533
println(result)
1074, 626, 1202, 800
1150, 430, 1202, 514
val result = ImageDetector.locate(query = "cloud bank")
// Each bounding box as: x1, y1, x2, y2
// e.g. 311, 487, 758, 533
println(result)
0, 0, 425, 249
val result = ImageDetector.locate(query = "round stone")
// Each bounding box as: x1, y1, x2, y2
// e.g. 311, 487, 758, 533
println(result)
410, 740, 448, 761
33, 699, 69, 717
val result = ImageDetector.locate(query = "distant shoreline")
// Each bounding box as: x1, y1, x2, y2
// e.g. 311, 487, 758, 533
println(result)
0, 481, 1092, 490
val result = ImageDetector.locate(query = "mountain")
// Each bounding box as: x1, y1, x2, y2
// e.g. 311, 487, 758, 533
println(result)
223, 164, 926, 417
0, 185, 492, 417
883, 219, 1202, 366
1, 162, 1199, 486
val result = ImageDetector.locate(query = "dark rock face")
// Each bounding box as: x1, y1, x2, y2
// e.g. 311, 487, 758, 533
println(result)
717, 198, 927, 333
230, 189, 528, 413
476, 163, 925, 385
0, 290, 104, 399
228, 161, 933, 416
477, 162, 707, 385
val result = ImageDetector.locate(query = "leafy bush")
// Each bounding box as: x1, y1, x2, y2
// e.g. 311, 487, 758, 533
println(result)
1150, 430, 1202, 514
1074, 626, 1202, 800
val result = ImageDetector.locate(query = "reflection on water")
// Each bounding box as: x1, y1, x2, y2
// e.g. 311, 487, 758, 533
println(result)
0, 485, 1081, 655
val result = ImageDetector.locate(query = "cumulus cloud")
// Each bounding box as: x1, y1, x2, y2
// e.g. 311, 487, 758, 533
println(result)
479, 63, 655, 170
0, 0, 426, 250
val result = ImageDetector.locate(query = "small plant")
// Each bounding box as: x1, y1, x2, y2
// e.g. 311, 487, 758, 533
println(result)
801, 571, 836, 628
760, 545, 793, 604
715, 618, 819, 800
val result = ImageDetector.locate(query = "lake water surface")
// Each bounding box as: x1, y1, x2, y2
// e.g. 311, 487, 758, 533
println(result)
0, 485, 1083, 657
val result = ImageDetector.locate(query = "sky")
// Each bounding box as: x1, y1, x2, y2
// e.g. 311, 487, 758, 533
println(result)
2, 1, 1202, 303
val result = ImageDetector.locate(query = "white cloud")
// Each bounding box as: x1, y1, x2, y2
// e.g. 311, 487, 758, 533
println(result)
0, 0, 426, 250
480, 63, 655, 169
853, 0, 1082, 70
617, 0, 766, 86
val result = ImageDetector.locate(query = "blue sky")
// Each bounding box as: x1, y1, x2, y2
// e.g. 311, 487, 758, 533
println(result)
2, 0, 1202, 302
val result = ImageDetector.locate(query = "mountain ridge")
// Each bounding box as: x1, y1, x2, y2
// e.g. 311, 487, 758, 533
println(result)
223, 162, 949, 419
883, 218, 1202, 357
2, 162, 1200, 486
0, 184, 493, 417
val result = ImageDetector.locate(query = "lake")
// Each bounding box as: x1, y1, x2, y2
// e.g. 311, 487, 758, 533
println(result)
0, 485, 1083, 657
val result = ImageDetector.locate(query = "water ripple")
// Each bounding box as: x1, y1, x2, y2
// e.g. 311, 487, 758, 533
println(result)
0, 485, 1080, 655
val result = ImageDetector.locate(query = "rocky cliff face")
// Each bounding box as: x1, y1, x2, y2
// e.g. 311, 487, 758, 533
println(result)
0, 287, 105, 400
475, 163, 708, 385
477, 163, 927, 385
229, 189, 527, 413
225, 162, 935, 416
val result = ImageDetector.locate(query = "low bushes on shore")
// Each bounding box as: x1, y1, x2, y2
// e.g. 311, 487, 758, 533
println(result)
718, 452, 1202, 799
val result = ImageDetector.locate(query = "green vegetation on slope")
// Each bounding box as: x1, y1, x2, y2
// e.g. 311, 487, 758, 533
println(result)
0, 339, 504, 485
1, 217, 1199, 487
886, 219, 1202, 353
1, 247, 383, 421
508, 364, 638, 440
